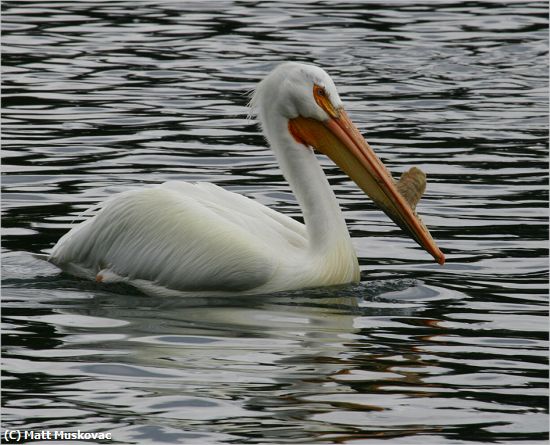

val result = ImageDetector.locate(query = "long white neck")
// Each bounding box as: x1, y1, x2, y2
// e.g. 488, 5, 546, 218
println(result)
261, 112, 353, 255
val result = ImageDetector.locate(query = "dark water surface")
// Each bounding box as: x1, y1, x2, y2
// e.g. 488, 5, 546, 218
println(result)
2, 1, 548, 444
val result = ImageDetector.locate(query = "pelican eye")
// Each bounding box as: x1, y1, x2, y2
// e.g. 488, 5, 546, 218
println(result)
313, 84, 327, 99
313, 84, 338, 119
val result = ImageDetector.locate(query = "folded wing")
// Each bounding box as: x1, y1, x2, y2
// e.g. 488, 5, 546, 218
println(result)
50, 182, 307, 293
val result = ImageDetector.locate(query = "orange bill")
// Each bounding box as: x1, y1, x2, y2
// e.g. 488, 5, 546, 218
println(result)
288, 109, 445, 265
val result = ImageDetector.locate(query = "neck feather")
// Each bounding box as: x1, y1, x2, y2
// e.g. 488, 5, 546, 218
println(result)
263, 114, 352, 253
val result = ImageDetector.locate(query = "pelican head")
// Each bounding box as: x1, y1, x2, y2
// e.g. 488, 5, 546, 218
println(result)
251, 62, 445, 265
252, 62, 343, 122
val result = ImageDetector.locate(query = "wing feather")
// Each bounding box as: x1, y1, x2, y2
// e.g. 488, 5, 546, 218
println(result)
50, 182, 307, 292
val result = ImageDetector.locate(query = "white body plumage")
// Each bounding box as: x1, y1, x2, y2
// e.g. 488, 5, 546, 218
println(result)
51, 180, 359, 297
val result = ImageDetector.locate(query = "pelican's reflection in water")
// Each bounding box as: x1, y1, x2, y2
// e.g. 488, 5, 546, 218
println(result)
53, 281, 443, 442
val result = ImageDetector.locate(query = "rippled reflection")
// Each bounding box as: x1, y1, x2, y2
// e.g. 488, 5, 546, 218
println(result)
2, 1, 548, 444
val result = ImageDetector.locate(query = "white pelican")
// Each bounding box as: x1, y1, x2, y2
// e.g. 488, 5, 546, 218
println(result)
49, 62, 444, 297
